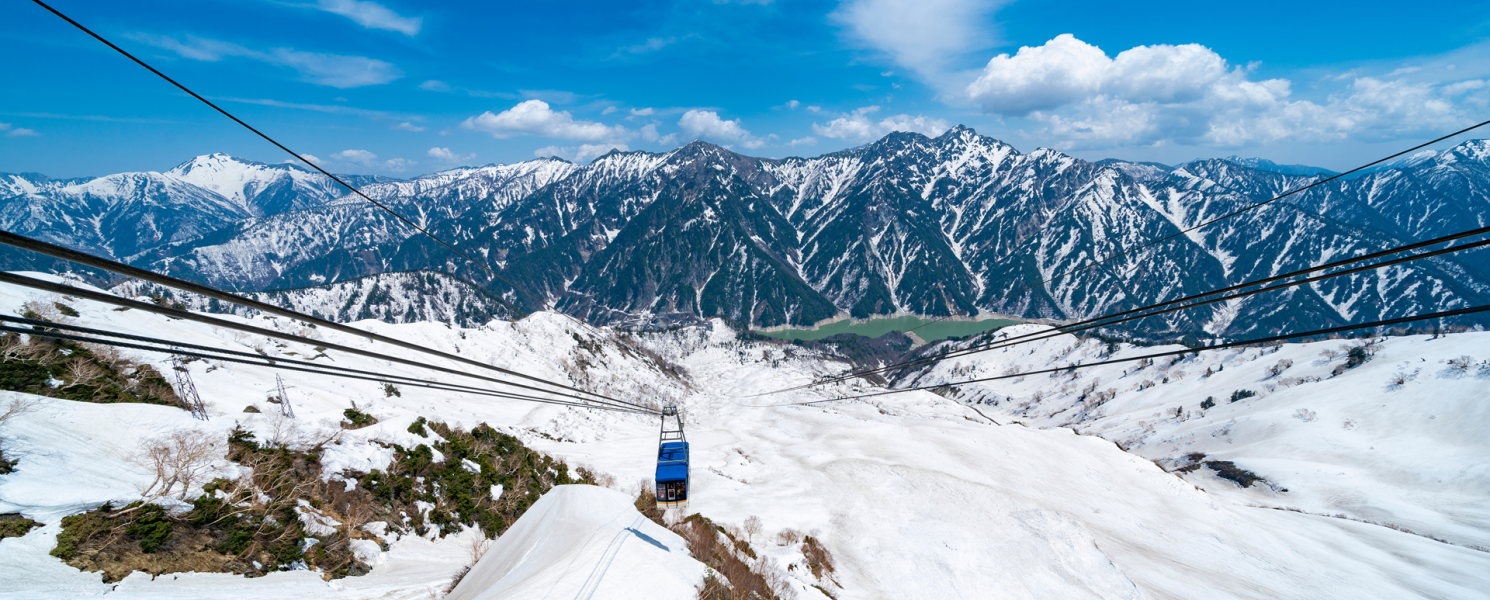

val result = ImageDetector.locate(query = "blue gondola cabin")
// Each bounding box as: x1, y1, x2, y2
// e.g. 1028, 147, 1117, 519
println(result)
656, 441, 689, 508
655, 405, 689, 509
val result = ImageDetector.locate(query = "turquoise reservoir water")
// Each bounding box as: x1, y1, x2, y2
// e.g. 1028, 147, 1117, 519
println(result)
755, 315, 1021, 343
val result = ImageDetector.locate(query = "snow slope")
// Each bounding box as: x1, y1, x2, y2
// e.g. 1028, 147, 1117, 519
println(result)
903, 324, 1490, 551
0, 274, 1486, 599
447, 485, 704, 600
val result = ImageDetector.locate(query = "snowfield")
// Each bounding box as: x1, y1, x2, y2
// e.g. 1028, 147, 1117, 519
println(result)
447, 485, 705, 600
0, 273, 1487, 599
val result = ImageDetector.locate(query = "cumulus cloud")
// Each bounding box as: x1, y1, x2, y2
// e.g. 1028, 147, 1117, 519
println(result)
392, 121, 426, 132
967, 34, 1230, 116
314, 0, 421, 36
788, 136, 816, 147
427, 147, 476, 163
331, 149, 378, 163
131, 34, 401, 88
677, 110, 767, 149
461, 100, 630, 142
966, 34, 1489, 148
640, 123, 661, 142
534, 143, 629, 163
812, 106, 949, 142
785, 100, 800, 109
330, 149, 412, 171
382, 157, 415, 172
834, 0, 1004, 77
0, 123, 38, 137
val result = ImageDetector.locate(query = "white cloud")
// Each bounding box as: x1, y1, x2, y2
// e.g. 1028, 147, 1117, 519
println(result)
419, 79, 451, 92
427, 147, 476, 163
314, 0, 421, 36
677, 110, 767, 149
967, 34, 1229, 116
833, 0, 1004, 77
619, 37, 677, 55
785, 100, 800, 109
640, 123, 661, 142
270, 49, 403, 88
630, 107, 656, 116
534, 143, 629, 163
461, 100, 630, 142
602, 106, 618, 115
382, 157, 415, 172
807, 105, 822, 112
129, 34, 252, 61
965, 34, 1489, 148
330, 149, 412, 171
812, 106, 949, 142
392, 121, 426, 132
132, 34, 401, 88
331, 149, 379, 163
788, 136, 816, 147
0, 123, 38, 137
297, 153, 323, 165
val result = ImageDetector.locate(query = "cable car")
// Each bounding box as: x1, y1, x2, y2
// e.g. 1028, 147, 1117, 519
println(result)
655, 405, 689, 510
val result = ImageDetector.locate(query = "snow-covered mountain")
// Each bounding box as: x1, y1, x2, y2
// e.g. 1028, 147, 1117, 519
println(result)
0, 154, 386, 262
428, 128, 1490, 336
5, 133, 1490, 338
133, 158, 579, 290
114, 270, 515, 327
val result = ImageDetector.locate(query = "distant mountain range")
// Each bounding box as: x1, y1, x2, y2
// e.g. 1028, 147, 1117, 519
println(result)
4, 130, 1488, 339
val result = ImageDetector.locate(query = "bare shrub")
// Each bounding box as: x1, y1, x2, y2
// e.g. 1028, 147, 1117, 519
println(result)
136, 430, 225, 501
468, 527, 491, 563
264, 412, 305, 449
759, 555, 798, 600
19, 298, 65, 323
62, 359, 108, 389
1447, 355, 1475, 373
0, 334, 28, 361
775, 528, 802, 546
743, 515, 763, 545
802, 535, 836, 580
0, 396, 43, 426
1265, 359, 1294, 378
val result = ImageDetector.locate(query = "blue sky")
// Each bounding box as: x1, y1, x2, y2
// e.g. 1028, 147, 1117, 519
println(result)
2, 0, 1488, 178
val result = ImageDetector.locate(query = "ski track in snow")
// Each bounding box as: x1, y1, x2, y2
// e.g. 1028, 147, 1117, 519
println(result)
0, 275, 1486, 599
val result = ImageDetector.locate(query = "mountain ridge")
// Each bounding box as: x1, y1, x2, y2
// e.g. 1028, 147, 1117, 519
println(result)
5, 132, 1490, 338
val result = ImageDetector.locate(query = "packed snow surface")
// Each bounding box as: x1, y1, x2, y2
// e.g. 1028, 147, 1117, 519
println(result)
0, 273, 1486, 598
447, 485, 704, 600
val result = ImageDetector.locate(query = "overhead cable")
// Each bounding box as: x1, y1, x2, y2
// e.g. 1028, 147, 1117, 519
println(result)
29, 0, 549, 316
891, 119, 1490, 345
0, 271, 655, 414
766, 225, 1490, 393
2, 323, 650, 415
0, 313, 654, 414
784, 303, 1490, 406
0, 232, 651, 412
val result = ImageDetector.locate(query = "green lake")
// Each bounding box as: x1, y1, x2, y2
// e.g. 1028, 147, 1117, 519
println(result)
755, 315, 1022, 343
